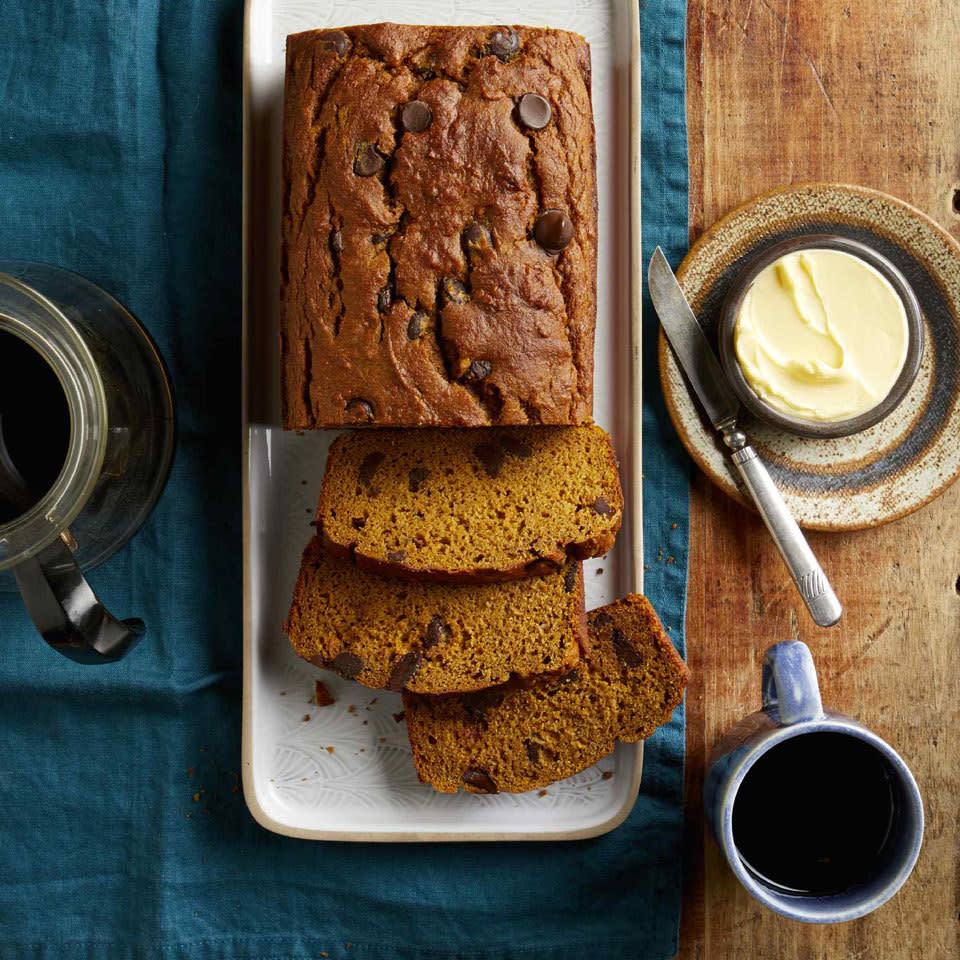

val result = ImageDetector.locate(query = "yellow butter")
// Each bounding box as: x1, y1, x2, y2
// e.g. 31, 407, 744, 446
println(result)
734, 249, 909, 422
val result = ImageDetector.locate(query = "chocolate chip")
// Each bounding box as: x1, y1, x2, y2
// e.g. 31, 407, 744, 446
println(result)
525, 558, 557, 577
463, 688, 504, 723
612, 628, 644, 668
401, 99, 433, 133
354, 142, 386, 177
319, 30, 350, 56
591, 611, 614, 628
358, 451, 385, 486
501, 434, 533, 459
424, 614, 450, 649
386, 651, 422, 691
387, 550, 406, 563
485, 26, 519, 61
534, 209, 574, 254
462, 768, 498, 794
474, 441, 505, 478
563, 564, 578, 593
351, 517, 366, 529
377, 285, 392, 312
441, 277, 469, 304
517, 93, 551, 130
593, 496, 612, 515
462, 222, 492, 260
547, 669, 579, 693
408, 467, 431, 492
524, 739, 541, 763
461, 359, 492, 383
331, 229, 343, 253
332, 651, 363, 679
407, 311, 427, 340
345, 398, 374, 422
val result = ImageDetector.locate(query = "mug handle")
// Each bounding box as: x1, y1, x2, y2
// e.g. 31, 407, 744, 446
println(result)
761, 640, 824, 725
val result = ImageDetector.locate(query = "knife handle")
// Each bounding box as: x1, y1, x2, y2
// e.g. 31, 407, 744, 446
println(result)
730, 445, 842, 628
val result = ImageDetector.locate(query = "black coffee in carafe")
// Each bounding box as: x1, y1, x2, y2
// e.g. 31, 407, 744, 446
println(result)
731, 732, 899, 897
0, 331, 71, 523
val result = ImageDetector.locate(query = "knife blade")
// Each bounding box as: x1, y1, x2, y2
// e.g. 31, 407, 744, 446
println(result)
647, 246, 842, 628
648, 246, 740, 428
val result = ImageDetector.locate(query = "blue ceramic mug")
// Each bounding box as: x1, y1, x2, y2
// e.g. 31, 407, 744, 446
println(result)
705, 640, 923, 923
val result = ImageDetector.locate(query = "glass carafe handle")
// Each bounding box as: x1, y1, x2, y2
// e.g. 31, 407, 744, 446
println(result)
13, 536, 143, 663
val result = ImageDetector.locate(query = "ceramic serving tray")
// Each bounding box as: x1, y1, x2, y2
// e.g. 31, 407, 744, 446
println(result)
242, 0, 643, 841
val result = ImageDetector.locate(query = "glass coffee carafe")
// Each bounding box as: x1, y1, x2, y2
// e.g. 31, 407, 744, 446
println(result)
0, 262, 175, 662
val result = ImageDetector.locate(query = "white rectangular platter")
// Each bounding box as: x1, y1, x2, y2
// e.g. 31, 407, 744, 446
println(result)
243, 0, 642, 840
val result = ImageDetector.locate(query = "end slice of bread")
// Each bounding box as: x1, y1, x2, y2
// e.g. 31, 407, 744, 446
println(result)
403, 595, 687, 793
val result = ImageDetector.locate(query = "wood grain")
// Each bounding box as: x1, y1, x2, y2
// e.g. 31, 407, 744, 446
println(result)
681, 1, 960, 957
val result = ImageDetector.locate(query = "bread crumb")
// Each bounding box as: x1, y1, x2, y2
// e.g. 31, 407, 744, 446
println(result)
666, 556, 675, 563
671, 522, 677, 529
303, 714, 311, 722
314, 680, 335, 706
187, 766, 195, 778
392, 711, 406, 723
595, 567, 604, 575
538, 789, 547, 797
326, 746, 335, 754
192, 793, 200, 802
602, 770, 614, 780
280, 690, 286, 696
348, 704, 356, 713
232, 785, 239, 793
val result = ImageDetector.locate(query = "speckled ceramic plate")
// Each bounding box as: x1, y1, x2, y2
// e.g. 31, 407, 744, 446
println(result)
660, 183, 960, 531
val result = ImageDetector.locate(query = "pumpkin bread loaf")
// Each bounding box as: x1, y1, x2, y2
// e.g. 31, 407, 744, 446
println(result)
403, 595, 687, 793
281, 23, 597, 428
316, 426, 622, 582
285, 538, 586, 694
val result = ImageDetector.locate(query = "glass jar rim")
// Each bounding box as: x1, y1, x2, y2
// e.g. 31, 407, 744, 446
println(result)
0, 272, 107, 570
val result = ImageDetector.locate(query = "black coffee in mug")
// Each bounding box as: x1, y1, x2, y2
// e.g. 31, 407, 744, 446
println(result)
732, 732, 900, 897
0, 331, 71, 523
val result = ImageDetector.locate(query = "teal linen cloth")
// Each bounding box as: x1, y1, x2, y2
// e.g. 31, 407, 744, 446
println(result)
0, 3, 690, 957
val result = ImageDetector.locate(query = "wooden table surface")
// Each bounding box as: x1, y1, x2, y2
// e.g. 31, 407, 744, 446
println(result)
680, 2, 960, 957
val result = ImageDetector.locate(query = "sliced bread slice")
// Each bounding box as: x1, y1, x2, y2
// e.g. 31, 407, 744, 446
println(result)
403, 594, 687, 793
316, 426, 622, 583
285, 537, 586, 695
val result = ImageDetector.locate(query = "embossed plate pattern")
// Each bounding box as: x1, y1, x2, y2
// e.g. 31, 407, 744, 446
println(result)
243, 0, 642, 839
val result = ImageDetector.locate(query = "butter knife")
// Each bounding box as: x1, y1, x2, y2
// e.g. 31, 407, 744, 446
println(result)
648, 246, 842, 628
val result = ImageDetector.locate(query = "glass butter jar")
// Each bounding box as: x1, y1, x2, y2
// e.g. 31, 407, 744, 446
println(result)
0, 263, 175, 661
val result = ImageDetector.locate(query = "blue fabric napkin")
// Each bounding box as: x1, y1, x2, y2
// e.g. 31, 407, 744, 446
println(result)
0, 2, 690, 958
